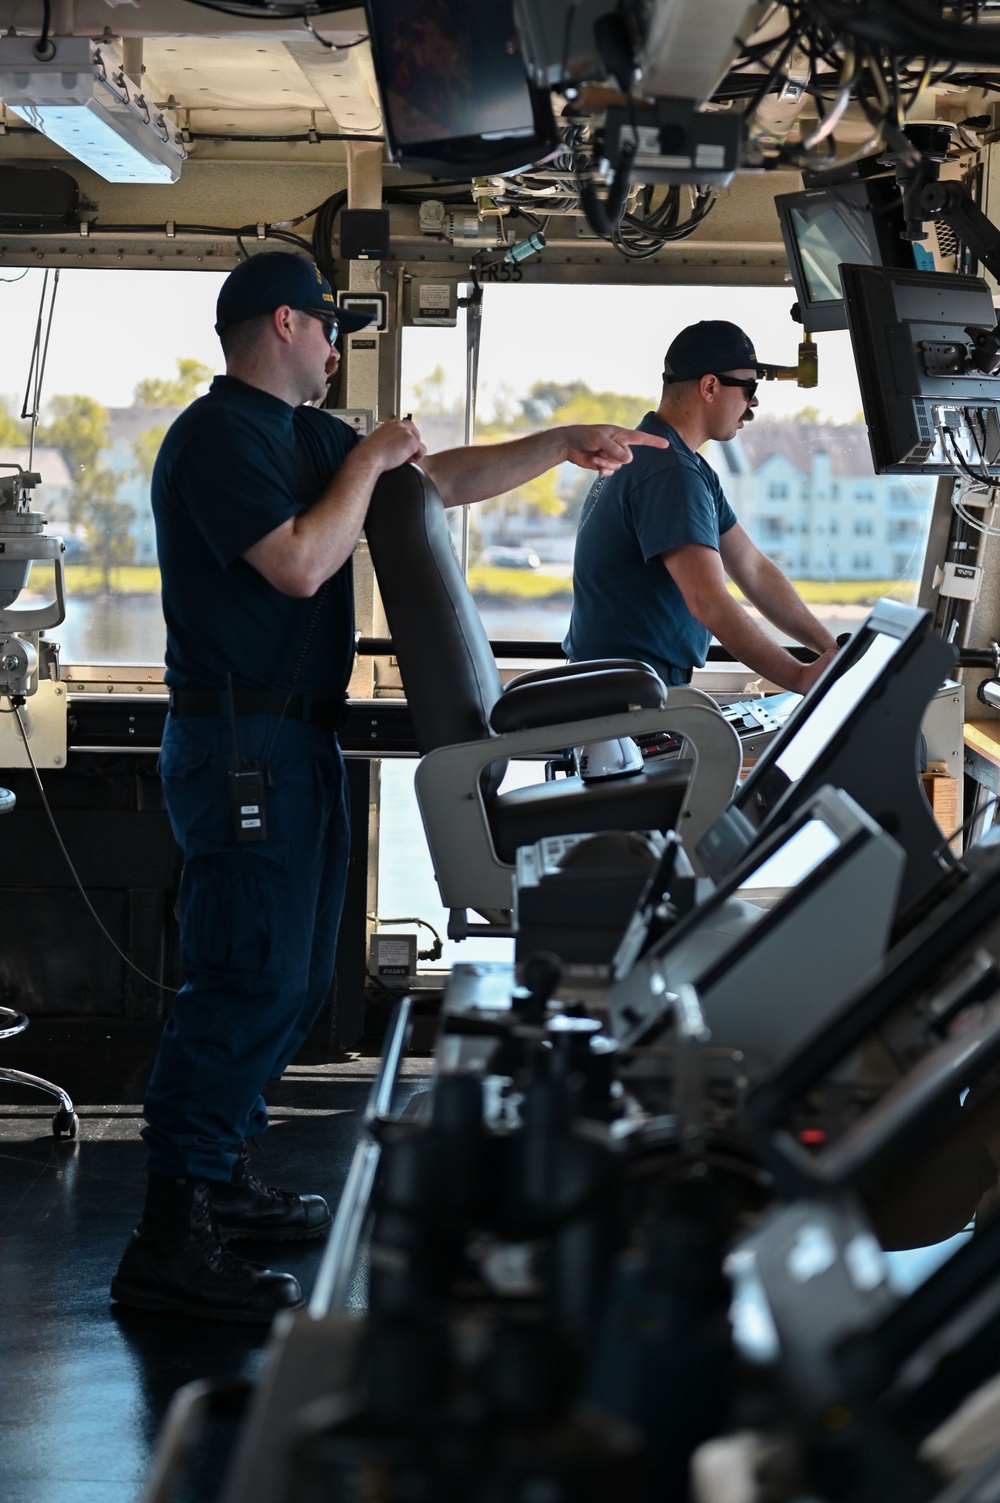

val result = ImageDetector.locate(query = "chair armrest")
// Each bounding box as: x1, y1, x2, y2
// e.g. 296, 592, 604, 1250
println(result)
505, 658, 660, 690
490, 666, 666, 733
415, 699, 741, 911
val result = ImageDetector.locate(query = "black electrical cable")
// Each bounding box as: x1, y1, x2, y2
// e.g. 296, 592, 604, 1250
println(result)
184, 130, 383, 143
807, 0, 1000, 65
311, 188, 347, 288
303, 18, 368, 49
744, 31, 803, 122
0, 219, 317, 252
942, 426, 993, 488
578, 140, 635, 239
611, 184, 717, 259
180, 0, 358, 18
383, 181, 487, 198
35, 0, 54, 60
11, 701, 177, 992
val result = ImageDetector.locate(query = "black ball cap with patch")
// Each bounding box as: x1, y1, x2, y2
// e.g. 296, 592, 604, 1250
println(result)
215, 250, 375, 336
663, 319, 775, 382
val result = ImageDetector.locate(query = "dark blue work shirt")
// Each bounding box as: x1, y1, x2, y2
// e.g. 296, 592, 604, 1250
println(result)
563, 411, 737, 684
152, 375, 360, 699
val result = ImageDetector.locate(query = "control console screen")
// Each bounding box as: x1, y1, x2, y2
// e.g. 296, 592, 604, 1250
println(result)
772, 631, 900, 784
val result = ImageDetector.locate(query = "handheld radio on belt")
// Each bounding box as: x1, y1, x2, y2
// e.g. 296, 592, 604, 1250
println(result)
227, 674, 268, 843
225, 581, 330, 843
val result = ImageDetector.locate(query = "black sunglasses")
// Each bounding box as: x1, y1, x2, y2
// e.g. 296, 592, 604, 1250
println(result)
712, 373, 758, 400
300, 309, 340, 345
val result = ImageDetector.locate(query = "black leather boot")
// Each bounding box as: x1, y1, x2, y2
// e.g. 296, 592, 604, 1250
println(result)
209, 1141, 333, 1242
110, 1172, 304, 1322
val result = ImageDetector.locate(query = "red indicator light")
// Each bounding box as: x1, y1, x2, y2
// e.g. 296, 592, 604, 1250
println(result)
798, 1128, 826, 1145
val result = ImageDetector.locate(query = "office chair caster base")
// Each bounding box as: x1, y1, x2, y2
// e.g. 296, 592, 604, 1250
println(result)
1, 1008, 78, 1140
52, 1107, 78, 1139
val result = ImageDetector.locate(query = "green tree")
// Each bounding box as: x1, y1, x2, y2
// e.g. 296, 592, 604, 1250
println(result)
755, 406, 850, 424
479, 469, 563, 543
545, 385, 647, 429
38, 394, 136, 590
0, 395, 29, 447
130, 425, 168, 485
476, 380, 650, 531
520, 380, 592, 423
133, 357, 214, 408
482, 381, 526, 431
80, 469, 137, 593
543, 382, 648, 524
408, 364, 462, 417
40, 394, 109, 489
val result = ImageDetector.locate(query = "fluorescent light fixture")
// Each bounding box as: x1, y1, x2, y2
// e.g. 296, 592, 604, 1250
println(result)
0, 36, 185, 184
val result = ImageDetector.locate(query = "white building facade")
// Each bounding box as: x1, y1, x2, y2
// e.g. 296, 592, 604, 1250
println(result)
709, 421, 936, 581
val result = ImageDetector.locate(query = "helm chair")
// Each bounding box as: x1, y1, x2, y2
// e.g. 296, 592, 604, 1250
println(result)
364, 463, 741, 939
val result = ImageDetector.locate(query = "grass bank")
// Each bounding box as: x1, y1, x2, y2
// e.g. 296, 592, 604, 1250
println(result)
468, 566, 571, 600
27, 564, 162, 597
31, 560, 918, 607
468, 565, 915, 607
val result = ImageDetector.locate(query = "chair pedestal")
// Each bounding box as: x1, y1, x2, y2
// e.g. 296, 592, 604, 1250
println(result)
0, 1007, 78, 1137
0, 784, 78, 1138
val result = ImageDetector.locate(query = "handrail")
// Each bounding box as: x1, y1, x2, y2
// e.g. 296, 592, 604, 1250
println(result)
308, 997, 412, 1317
357, 635, 569, 659
356, 634, 819, 663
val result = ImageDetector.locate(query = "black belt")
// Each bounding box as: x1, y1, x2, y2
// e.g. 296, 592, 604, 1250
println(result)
169, 686, 348, 728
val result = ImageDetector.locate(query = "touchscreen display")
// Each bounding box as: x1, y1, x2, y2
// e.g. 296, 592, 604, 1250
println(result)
733, 817, 841, 908
773, 632, 900, 783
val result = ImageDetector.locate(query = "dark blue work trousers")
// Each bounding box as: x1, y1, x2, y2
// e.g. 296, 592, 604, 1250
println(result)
143, 710, 350, 1181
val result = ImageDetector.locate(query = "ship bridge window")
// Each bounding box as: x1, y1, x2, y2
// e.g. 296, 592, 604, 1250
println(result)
1, 267, 226, 667
401, 283, 937, 656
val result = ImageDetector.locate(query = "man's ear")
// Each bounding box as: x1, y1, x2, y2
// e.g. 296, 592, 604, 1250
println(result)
699, 373, 718, 403
272, 304, 296, 344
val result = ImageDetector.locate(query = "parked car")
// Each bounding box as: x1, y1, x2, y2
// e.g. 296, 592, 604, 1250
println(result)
481, 546, 542, 569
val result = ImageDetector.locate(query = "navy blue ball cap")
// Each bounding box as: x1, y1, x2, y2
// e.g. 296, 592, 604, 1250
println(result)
215, 251, 375, 336
663, 320, 772, 382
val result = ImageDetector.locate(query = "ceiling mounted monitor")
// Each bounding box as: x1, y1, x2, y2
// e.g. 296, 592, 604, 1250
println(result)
842, 263, 1000, 476
364, 0, 557, 178
775, 177, 918, 334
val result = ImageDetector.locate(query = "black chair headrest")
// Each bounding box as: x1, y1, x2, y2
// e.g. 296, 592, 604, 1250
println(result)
365, 464, 506, 776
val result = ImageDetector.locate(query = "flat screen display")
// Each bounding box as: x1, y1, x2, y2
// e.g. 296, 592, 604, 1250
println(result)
842, 264, 1000, 476
366, 0, 553, 175
789, 196, 882, 305
733, 817, 841, 907
773, 632, 900, 783
775, 178, 914, 334
655, 812, 848, 983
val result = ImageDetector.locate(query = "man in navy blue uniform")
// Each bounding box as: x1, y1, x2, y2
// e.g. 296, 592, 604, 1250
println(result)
111, 251, 667, 1322
565, 320, 838, 692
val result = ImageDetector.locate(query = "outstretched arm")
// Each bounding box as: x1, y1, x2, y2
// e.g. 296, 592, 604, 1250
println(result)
720, 523, 838, 656
663, 541, 838, 694
422, 424, 669, 507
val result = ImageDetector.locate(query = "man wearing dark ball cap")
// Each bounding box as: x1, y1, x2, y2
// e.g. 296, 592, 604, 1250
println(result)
565, 319, 838, 691
111, 250, 669, 1324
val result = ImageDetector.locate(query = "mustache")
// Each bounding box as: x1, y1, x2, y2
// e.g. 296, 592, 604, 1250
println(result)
741, 407, 755, 422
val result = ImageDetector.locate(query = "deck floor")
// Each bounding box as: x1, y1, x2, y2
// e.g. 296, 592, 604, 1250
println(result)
0, 1028, 430, 1503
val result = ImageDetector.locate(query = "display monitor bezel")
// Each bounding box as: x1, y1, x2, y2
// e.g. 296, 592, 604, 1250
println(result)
841, 262, 1000, 476
365, 0, 558, 178
775, 175, 916, 334
731, 599, 924, 834
613, 788, 872, 1029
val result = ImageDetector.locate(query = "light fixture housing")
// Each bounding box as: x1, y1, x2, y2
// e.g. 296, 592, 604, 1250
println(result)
0, 36, 185, 184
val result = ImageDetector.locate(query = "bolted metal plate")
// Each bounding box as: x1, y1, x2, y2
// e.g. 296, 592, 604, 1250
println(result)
0, 679, 68, 769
